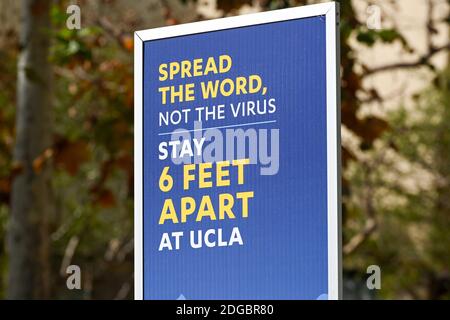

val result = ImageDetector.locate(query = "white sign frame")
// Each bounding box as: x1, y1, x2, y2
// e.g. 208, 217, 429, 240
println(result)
134, 1, 341, 300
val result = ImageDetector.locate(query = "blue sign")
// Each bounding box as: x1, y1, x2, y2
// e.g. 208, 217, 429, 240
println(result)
134, 2, 340, 300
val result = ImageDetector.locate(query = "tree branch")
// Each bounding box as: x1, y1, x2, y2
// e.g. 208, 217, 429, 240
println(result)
343, 218, 377, 255
363, 43, 450, 77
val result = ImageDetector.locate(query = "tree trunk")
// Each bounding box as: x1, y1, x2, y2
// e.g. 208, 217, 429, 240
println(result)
8, 0, 53, 299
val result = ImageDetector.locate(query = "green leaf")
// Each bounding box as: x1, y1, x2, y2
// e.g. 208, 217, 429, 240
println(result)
378, 29, 401, 43
356, 30, 376, 46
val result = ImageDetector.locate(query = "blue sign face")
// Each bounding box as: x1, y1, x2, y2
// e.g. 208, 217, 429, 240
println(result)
142, 14, 331, 300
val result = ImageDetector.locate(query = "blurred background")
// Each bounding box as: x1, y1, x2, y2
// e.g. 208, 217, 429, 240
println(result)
0, 0, 449, 300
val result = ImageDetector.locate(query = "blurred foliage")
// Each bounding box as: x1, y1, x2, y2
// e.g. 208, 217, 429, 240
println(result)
346, 69, 450, 299
48, 3, 134, 298
356, 28, 411, 49
1, 1, 135, 298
